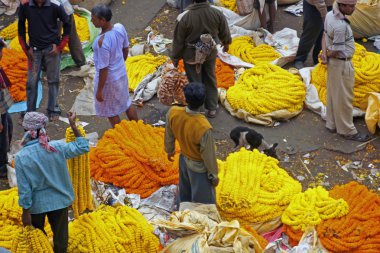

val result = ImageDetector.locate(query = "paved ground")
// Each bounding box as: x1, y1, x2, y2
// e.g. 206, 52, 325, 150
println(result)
1, 1, 379, 191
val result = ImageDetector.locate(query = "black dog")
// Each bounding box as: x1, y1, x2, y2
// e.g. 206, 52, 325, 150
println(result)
230, 126, 278, 159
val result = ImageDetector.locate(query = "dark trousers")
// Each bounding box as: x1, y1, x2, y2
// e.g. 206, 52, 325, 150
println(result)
179, 155, 216, 204
295, 1, 332, 64
0, 113, 12, 173
184, 57, 218, 111
32, 207, 69, 253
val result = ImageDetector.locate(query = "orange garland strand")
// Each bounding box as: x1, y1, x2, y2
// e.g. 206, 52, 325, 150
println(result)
243, 226, 268, 252
90, 120, 180, 198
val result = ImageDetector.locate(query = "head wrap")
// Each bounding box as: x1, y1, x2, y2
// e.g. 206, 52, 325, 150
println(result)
21, 112, 58, 153
336, 0, 357, 4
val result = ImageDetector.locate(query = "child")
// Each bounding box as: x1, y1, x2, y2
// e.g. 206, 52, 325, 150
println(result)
0, 39, 14, 179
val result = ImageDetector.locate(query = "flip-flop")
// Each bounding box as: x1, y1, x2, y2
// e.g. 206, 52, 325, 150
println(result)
206, 110, 217, 118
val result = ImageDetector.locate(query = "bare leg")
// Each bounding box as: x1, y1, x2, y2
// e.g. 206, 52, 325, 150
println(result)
268, 2, 276, 33
108, 115, 121, 128
126, 105, 138, 121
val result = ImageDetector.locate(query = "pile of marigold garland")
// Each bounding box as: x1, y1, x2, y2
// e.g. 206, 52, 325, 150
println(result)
216, 148, 302, 225
283, 182, 380, 252
126, 53, 167, 91
0, 49, 28, 102
178, 58, 235, 89
228, 36, 281, 65
226, 63, 306, 115
12, 226, 53, 253
68, 205, 159, 253
90, 120, 179, 198
311, 43, 380, 110
219, 0, 238, 12
66, 126, 93, 218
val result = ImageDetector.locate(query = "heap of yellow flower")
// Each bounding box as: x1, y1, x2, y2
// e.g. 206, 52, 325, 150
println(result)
65, 126, 93, 218
228, 36, 281, 65
226, 63, 306, 115
219, 0, 238, 12
90, 120, 179, 198
11, 226, 53, 253
281, 186, 349, 231
0, 20, 24, 40
126, 53, 167, 91
67, 205, 159, 252
216, 149, 302, 225
62, 14, 90, 53
311, 43, 380, 110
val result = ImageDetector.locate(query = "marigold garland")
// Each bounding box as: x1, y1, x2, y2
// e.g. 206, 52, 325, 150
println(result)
126, 53, 167, 91
178, 58, 235, 89
216, 148, 302, 225
0, 20, 26, 40
11, 226, 53, 253
281, 186, 349, 231
219, 0, 238, 12
226, 63, 306, 115
62, 14, 90, 53
0, 48, 28, 102
90, 120, 180, 198
243, 226, 269, 253
66, 126, 93, 218
311, 43, 380, 110
67, 205, 159, 252
228, 36, 281, 65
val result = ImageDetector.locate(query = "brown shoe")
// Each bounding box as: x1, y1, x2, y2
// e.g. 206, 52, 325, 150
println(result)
342, 132, 370, 142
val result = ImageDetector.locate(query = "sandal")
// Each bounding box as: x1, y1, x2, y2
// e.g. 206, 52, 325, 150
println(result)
342, 132, 370, 142
206, 110, 217, 118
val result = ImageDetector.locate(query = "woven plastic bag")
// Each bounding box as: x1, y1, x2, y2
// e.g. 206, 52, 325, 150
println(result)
365, 92, 380, 134
348, 3, 380, 38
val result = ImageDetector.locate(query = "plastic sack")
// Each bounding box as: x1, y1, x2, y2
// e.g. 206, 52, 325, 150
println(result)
365, 92, 380, 134
212, 5, 261, 30
289, 227, 328, 253
348, 3, 380, 39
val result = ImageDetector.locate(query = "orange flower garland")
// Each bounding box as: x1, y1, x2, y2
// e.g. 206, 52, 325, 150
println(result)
243, 226, 268, 252
90, 120, 180, 198
178, 59, 235, 89
0, 49, 28, 102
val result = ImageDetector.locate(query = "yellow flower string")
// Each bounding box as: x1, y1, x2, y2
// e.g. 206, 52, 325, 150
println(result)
66, 126, 93, 218
126, 53, 167, 91
0, 20, 25, 40
11, 226, 53, 253
228, 36, 281, 65
219, 0, 238, 12
226, 63, 306, 115
216, 149, 302, 225
311, 43, 380, 110
62, 14, 90, 53
67, 205, 159, 252
281, 186, 349, 231
90, 120, 180, 198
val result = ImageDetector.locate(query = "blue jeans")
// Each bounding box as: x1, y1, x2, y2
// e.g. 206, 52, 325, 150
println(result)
26, 45, 61, 116
179, 155, 216, 204
0, 113, 12, 173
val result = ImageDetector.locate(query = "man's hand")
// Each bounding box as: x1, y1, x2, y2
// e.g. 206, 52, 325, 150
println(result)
167, 153, 174, 162
48, 44, 60, 56
0, 123, 3, 133
320, 52, 328, 65
68, 111, 77, 127
22, 209, 32, 227
210, 176, 219, 187
27, 47, 34, 61
173, 59, 179, 68
222, 44, 229, 53
96, 90, 104, 102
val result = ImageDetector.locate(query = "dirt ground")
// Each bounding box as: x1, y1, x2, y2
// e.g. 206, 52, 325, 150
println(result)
1, 1, 379, 192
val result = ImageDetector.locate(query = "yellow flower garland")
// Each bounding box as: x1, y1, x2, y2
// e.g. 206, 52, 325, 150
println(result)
11, 226, 53, 253
311, 43, 380, 110
67, 205, 159, 252
126, 53, 167, 91
228, 36, 281, 65
219, 0, 238, 12
0, 20, 21, 40
216, 148, 302, 225
226, 63, 306, 115
66, 126, 93, 218
62, 14, 90, 53
281, 186, 349, 231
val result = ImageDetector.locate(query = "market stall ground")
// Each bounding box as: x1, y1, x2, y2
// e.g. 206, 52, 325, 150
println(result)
0, 0, 379, 192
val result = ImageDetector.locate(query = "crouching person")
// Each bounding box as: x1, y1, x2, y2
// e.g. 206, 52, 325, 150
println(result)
165, 82, 219, 204
15, 111, 89, 253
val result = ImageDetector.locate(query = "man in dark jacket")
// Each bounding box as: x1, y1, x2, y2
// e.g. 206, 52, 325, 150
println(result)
172, 0, 231, 118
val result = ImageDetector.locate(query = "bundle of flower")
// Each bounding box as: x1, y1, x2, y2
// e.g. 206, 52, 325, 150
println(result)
317, 182, 380, 252
0, 20, 25, 40
219, 0, 238, 12
66, 126, 93, 218
228, 36, 281, 65
158, 62, 188, 106
11, 226, 53, 253
126, 53, 167, 91
311, 43, 380, 110
216, 148, 302, 225
282, 186, 349, 231
0, 48, 28, 102
226, 63, 306, 115
67, 205, 159, 252
178, 58, 235, 89
90, 120, 180, 198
